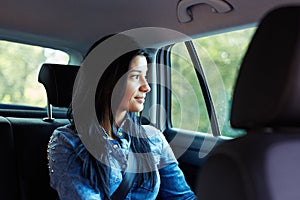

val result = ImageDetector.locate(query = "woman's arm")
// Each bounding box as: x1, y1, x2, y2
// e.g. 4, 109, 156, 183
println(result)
158, 162, 198, 200
54, 175, 102, 200
143, 125, 197, 199
48, 127, 104, 200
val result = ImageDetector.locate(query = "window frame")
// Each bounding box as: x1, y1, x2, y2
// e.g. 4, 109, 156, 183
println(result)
156, 41, 221, 137
152, 43, 224, 164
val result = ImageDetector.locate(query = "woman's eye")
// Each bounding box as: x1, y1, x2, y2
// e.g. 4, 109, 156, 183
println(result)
131, 75, 139, 79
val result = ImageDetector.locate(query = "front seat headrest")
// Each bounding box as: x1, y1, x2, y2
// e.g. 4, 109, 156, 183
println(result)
230, 6, 300, 130
38, 63, 79, 108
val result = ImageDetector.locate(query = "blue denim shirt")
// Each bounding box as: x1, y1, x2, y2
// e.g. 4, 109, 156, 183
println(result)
48, 123, 197, 200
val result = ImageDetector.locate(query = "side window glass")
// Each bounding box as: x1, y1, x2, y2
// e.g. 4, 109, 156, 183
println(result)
170, 28, 256, 137
0, 40, 70, 107
171, 44, 211, 134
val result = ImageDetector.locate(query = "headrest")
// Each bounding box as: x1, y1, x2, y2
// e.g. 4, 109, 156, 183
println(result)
38, 63, 79, 108
231, 6, 300, 129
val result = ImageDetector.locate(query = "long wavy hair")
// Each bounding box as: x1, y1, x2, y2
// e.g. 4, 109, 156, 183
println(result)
68, 34, 157, 199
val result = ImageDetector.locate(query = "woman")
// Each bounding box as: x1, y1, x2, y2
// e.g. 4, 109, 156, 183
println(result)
48, 34, 197, 200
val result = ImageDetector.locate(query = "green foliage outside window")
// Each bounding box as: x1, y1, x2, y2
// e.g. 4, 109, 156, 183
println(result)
0, 40, 69, 107
171, 28, 256, 137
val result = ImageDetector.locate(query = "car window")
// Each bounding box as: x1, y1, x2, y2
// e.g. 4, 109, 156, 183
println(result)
0, 40, 69, 108
170, 27, 256, 137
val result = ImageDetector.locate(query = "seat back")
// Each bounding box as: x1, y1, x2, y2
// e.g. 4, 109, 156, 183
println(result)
196, 6, 300, 200
0, 63, 79, 200
0, 116, 19, 200
9, 117, 67, 200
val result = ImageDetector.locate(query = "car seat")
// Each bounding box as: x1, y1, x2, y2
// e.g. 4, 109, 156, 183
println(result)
196, 6, 300, 200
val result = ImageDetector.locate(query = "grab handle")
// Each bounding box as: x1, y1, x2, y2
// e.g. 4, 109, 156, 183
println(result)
177, 0, 233, 23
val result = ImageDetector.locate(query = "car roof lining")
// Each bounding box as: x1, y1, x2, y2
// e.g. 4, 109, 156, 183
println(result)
0, 0, 299, 56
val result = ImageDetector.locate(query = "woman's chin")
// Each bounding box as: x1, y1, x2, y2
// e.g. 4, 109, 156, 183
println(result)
130, 105, 144, 113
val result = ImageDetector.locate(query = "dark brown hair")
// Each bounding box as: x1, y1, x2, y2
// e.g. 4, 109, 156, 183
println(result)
69, 34, 157, 199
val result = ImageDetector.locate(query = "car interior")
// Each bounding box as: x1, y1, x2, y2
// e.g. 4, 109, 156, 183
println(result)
197, 6, 300, 200
0, 0, 300, 200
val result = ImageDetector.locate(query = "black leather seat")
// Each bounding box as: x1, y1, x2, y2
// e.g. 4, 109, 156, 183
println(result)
0, 63, 79, 200
0, 116, 19, 200
196, 6, 300, 200
8, 117, 66, 200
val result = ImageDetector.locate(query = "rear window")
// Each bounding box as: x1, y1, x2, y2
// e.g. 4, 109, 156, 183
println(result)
0, 40, 69, 108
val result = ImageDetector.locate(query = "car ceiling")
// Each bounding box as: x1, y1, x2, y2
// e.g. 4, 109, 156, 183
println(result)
0, 0, 299, 56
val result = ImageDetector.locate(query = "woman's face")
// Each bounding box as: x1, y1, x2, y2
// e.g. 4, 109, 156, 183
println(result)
117, 55, 151, 113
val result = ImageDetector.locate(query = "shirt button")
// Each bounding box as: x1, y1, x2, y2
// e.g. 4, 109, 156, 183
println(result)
113, 144, 118, 149
119, 132, 123, 137
122, 164, 127, 169
123, 144, 128, 149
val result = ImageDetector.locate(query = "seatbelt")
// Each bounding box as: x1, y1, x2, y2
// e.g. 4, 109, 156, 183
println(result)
110, 172, 136, 200
110, 153, 137, 200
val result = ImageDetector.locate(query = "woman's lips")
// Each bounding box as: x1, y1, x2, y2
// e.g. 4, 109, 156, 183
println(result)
135, 96, 145, 103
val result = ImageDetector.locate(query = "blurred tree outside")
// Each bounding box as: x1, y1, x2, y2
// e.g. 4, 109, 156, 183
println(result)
0, 40, 69, 107
171, 28, 256, 137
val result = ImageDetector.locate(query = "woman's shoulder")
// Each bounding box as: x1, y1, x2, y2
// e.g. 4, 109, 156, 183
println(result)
48, 124, 87, 172
48, 125, 88, 189
51, 124, 82, 148
142, 125, 161, 138
142, 124, 160, 134
142, 125, 177, 166
142, 125, 168, 146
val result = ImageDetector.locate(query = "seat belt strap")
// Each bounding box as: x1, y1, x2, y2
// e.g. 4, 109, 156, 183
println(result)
110, 172, 136, 200
110, 153, 137, 200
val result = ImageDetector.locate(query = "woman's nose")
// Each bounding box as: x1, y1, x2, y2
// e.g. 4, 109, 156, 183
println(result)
140, 77, 151, 93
